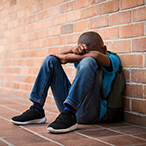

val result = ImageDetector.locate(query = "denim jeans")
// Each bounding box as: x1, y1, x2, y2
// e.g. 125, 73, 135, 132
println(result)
29, 56, 102, 124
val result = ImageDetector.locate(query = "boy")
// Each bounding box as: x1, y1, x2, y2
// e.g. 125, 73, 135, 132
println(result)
11, 31, 120, 133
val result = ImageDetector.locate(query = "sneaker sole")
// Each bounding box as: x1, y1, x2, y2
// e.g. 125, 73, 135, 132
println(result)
10, 117, 47, 125
47, 123, 78, 133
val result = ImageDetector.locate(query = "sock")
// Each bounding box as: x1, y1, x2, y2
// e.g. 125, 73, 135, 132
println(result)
64, 107, 77, 115
33, 102, 43, 111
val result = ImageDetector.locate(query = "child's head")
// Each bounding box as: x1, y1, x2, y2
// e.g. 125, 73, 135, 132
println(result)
78, 31, 107, 54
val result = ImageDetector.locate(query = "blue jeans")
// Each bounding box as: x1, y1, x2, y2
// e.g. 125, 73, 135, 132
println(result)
29, 56, 101, 124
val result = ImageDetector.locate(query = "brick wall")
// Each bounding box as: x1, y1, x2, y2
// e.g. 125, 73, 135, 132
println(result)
0, 0, 146, 126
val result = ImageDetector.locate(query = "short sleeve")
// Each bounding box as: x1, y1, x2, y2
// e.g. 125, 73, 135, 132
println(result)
101, 54, 120, 74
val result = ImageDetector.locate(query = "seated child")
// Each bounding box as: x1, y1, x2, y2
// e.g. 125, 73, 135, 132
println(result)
11, 31, 120, 133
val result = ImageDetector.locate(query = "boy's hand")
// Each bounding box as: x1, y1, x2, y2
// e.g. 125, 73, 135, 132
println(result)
51, 54, 68, 64
72, 44, 88, 55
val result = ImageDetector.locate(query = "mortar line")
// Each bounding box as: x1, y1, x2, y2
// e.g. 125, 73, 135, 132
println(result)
0, 111, 63, 146
96, 125, 146, 142
0, 137, 14, 146
74, 131, 116, 146
20, 126, 64, 146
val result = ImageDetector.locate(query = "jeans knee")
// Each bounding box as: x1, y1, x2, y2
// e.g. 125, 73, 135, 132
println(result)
78, 57, 98, 71
42, 55, 59, 67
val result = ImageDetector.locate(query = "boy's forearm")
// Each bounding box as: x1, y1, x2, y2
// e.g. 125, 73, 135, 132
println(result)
66, 51, 111, 67
57, 48, 73, 55
65, 51, 97, 63
65, 53, 82, 63
65, 52, 97, 63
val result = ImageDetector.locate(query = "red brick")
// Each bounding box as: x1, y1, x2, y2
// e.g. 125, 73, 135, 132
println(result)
28, 32, 38, 41
32, 3, 42, 13
20, 67, 29, 75
49, 26, 60, 36
21, 0, 29, 9
124, 83, 143, 98
120, 54, 143, 67
67, 33, 80, 44
53, 0, 65, 5
93, 15, 108, 28
75, 20, 89, 32
64, 67, 75, 78
12, 83, 20, 89
25, 24, 33, 33
108, 40, 131, 53
11, 60, 24, 66
74, 0, 89, 10
33, 21, 42, 31
33, 58, 43, 67
144, 117, 146, 126
3, 1, 10, 9
123, 69, 130, 82
38, 29, 48, 39
82, 6, 97, 19
42, 18, 54, 28
132, 38, 146, 52
13, 36, 21, 43
120, 23, 144, 38
98, 0, 119, 15
89, 0, 98, 5
54, 14, 66, 26
20, 84, 33, 91
17, 10, 24, 19
37, 48, 48, 57
43, 38, 53, 47
25, 6, 32, 16
124, 112, 144, 126
48, 47, 59, 54
60, 46, 72, 52
33, 40, 42, 49
29, 67, 39, 75
99, 27, 119, 40
110, 11, 131, 25
48, 6, 60, 17
42, 0, 53, 9
67, 10, 81, 22
123, 97, 130, 111
131, 69, 146, 83
60, 2, 73, 13
145, 22, 146, 35
121, 0, 144, 10
54, 36, 66, 45
27, 50, 37, 58
28, 0, 38, 6
132, 99, 146, 114
21, 34, 28, 42
24, 76, 36, 83
61, 24, 73, 34
133, 7, 146, 22
28, 14, 38, 23
38, 11, 48, 20
90, 18, 98, 29
145, 54, 146, 67
25, 59, 33, 66
144, 85, 146, 98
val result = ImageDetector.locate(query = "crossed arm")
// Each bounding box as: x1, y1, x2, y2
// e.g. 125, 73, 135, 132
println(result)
50, 44, 111, 68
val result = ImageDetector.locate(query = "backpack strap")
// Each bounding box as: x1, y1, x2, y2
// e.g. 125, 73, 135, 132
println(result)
99, 51, 126, 122
98, 66, 106, 100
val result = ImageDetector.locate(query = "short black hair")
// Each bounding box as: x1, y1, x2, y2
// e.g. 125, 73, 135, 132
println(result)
78, 31, 104, 51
